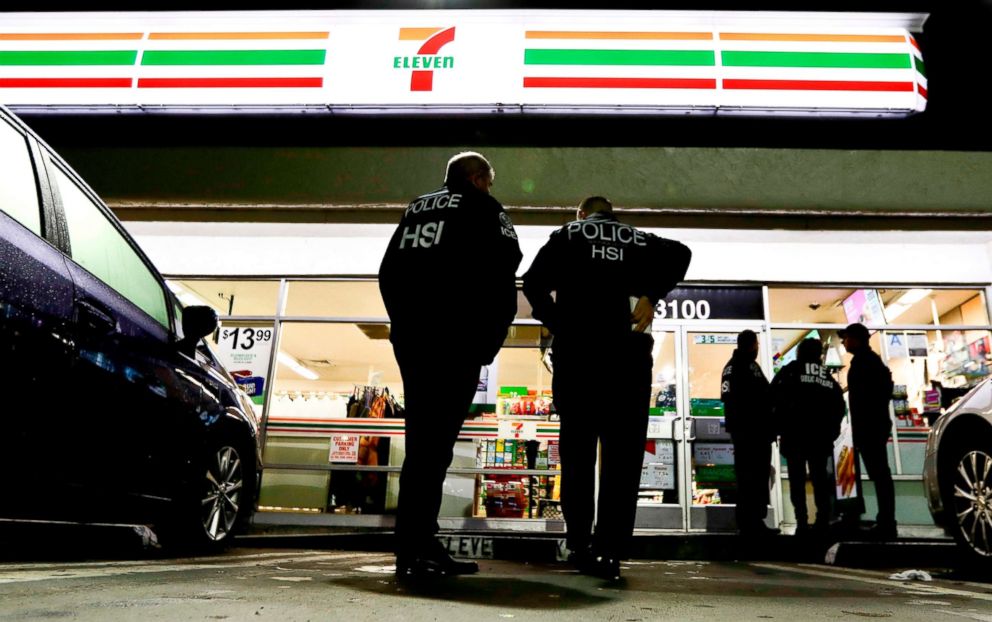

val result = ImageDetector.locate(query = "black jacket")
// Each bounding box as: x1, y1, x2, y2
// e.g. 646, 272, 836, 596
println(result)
521, 212, 691, 352
770, 359, 846, 456
721, 350, 773, 440
847, 349, 894, 444
378, 181, 522, 365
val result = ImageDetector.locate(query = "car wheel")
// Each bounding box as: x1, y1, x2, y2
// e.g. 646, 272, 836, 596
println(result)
199, 444, 246, 543
947, 447, 992, 565
160, 440, 252, 551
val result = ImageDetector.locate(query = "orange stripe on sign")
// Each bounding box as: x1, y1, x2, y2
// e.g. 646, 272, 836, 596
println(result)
0, 32, 143, 40
149, 32, 329, 40
526, 31, 712, 40
719, 33, 906, 43
399, 27, 444, 40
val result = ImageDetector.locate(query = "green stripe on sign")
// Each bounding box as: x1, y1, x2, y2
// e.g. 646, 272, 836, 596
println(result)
722, 51, 911, 69
0, 50, 137, 65
525, 49, 715, 66
142, 49, 326, 65
914, 55, 926, 78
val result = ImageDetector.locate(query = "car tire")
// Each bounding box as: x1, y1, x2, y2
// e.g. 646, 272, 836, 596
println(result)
159, 439, 254, 552
941, 440, 992, 570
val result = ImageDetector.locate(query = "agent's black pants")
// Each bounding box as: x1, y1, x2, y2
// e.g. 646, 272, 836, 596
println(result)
731, 434, 772, 532
393, 343, 480, 556
856, 435, 896, 526
552, 341, 652, 559
785, 449, 833, 527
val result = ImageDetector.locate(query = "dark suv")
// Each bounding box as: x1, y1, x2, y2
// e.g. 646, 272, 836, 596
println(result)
0, 105, 261, 549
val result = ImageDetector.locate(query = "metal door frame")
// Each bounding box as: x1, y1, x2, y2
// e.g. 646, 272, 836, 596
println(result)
667, 321, 782, 533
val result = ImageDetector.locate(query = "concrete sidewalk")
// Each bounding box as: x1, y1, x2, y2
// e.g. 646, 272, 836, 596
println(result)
237, 525, 960, 570
0, 517, 960, 570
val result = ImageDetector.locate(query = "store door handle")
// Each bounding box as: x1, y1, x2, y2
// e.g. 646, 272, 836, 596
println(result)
684, 417, 697, 442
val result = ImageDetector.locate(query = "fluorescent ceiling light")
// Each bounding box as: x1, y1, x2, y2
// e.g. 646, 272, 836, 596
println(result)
897, 288, 933, 306
885, 288, 932, 322
278, 351, 319, 380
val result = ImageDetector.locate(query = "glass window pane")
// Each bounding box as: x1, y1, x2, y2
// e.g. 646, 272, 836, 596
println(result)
263, 322, 403, 515
770, 287, 989, 327
0, 118, 41, 235
881, 288, 989, 326
55, 165, 168, 328
686, 331, 740, 507
769, 288, 859, 324
285, 281, 387, 318
168, 279, 280, 316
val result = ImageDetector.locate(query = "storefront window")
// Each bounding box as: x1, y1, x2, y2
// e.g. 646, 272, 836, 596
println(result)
284, 280, 387, 318
769, 287, 989, 327
167, 279, 281, 316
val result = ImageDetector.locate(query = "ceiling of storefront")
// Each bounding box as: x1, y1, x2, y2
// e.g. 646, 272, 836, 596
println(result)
43, 144, 992, 230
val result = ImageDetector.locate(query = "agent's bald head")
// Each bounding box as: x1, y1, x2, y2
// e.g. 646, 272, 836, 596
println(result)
444, 151, 495, 194
577, 196, 613, 220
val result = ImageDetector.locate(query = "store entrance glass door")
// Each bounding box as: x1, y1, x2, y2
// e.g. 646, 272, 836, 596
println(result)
636, 329, 687, 530
682, 327, 779, 532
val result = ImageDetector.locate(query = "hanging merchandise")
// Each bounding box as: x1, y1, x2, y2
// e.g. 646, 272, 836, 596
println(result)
330, 385, 402, 514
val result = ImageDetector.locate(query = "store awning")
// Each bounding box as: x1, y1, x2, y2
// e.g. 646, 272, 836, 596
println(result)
1, 10, 928, 118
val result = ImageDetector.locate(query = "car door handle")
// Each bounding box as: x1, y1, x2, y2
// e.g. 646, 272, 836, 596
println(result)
77, 299, 117, 335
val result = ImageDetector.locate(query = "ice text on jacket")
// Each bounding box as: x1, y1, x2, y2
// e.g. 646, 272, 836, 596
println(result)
800, 363, 836, 390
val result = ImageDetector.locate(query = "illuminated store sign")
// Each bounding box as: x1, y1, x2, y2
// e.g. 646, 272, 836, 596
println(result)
0, 10, 928, 116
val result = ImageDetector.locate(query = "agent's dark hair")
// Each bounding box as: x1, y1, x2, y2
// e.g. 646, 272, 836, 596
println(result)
737, 329, 758, 349
445, 151, 494, 186
579, 195, 613, 214
797, 338, 823, 363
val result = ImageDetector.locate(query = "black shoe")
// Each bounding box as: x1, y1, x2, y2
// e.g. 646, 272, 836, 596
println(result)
567, 546, 597, 574
396, 544, 479, 579
794, 523, 811, 538
587, 556, 622, 582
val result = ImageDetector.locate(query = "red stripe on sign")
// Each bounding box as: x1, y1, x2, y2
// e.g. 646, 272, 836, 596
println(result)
524, 77, 716, 89
918, 83, 928, 99
724, 79, 914, 92
909, 36, 921, 52
0, 77, 131, 88
138, 77, 323, 88
410, 70, 433, 91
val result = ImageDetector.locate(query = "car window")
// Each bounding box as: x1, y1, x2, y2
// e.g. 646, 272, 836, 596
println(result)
0, 117, 42, 235
53, 164, 170, 328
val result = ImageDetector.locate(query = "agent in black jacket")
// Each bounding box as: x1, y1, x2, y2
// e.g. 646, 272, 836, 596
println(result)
721, 330, 778, 536
770, 338, 845, 535
522, 196, 691, 580
379, 152, 522, 578
841, 322, 897, 539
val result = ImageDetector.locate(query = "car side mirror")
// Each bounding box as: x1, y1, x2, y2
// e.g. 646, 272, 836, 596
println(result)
182, 305, 219, 342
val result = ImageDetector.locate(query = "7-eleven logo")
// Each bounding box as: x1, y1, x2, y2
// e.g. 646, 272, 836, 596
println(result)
393, 27, 456, 91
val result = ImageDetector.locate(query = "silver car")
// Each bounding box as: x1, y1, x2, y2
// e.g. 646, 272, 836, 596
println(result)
923, 377, 992, 567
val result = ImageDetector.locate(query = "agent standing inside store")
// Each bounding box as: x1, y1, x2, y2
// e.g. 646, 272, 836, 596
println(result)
721, 330, 779, 537
770, 338, 845, 536
522, 196, 691, 581
840, 322, 897, 540
379, 152, 522, 578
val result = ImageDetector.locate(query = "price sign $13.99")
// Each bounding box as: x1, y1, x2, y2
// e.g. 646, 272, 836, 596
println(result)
220, 327, 273, 351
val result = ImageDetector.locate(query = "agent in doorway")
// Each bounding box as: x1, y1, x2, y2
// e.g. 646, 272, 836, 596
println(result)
840, 322, 897, 540
771, 338, 845, 536
721, 330, 779, 537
